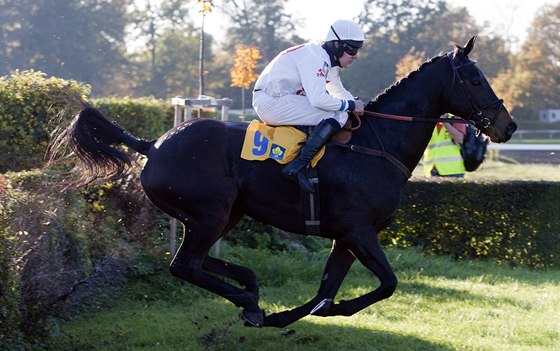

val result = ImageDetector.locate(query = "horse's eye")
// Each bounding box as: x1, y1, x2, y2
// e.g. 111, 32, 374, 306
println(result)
472, 80, 482, 86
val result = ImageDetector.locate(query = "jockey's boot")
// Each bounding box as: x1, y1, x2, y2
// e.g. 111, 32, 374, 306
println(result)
281, 118, 341, 193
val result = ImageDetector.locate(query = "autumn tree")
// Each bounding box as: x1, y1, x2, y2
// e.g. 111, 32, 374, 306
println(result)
395, 47, 426, 81
501, 3, 560, 121
230, 45, 261, 117
347, 0, 504, 102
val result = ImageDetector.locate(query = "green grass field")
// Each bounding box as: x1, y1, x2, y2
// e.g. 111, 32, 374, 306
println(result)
42, 153, 560, 351
45, 247, 559, 351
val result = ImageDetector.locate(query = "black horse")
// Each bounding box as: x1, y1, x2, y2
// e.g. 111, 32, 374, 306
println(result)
47, 37, 517, 328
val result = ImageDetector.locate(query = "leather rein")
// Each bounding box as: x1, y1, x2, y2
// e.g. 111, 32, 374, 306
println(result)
337, 52, 502, 179
338, 112, 471, 179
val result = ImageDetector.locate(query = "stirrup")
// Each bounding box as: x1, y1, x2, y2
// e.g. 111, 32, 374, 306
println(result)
282, 167, 315, 193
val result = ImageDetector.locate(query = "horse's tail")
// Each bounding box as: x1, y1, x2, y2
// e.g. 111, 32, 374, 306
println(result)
45, 105, 155, 186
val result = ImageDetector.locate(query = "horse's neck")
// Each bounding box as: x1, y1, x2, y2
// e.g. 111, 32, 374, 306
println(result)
361, 62, 449, 171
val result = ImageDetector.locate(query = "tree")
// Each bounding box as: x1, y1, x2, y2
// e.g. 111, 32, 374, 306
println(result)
221, 0, 303, 61
395, 48, 426, 81
217, 0, 303, 109
346, 0, 504, 102
125, 0, 226, 99
230, 45, 261, 117
132, 27, 213, 99
0, 0, 130, 95
127, 0, 197, 94
503, 3, 560, 121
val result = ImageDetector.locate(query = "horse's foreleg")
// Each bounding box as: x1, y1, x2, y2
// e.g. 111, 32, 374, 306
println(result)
323, 232, 397, 317
263, 240, 355, 328
310, 239, 355, 315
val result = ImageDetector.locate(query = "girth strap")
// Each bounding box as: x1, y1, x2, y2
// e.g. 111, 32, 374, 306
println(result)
335, 143, 412, 179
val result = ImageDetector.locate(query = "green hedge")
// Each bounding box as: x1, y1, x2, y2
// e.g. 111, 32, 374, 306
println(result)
224, 180, 560, 269
0, 70, 89, 173
0, 170, 169, 349
382, 179, 560, 269
0, 175, 24, 349
0, 71, 176, 173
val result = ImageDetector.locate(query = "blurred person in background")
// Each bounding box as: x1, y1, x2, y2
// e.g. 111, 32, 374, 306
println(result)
424, 113, 467, 178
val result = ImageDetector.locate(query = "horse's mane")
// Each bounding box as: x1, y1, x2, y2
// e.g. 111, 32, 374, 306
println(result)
368, 43, 463, 108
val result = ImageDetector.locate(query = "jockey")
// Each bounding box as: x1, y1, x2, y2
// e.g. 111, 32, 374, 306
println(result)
252, 19, 366, 193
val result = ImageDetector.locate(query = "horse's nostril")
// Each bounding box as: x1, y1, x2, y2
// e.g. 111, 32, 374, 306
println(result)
506, 122, 518, 138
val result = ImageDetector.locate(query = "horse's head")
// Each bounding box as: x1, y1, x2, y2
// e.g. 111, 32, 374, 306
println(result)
446, 36, 517, 143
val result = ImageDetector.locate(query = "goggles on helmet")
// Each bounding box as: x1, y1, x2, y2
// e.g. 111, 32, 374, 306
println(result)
330, 25, 362, 56
341, 42, 360, 56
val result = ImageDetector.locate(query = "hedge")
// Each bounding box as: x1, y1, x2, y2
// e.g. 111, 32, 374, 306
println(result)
0, 170, 169, 349
0, 71, 176, 173
0, 70, 90, 173
0, 175, 23, 349
382, 179, 560, 269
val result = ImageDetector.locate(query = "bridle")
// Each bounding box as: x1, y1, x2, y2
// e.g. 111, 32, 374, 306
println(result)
445, 51, 503, 130
362, 52, 504, 131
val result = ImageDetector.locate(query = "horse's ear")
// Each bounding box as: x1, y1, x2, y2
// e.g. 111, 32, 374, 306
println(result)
463, 36, 477, 56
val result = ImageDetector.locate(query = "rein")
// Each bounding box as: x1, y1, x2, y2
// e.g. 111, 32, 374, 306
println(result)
342, 110, 471, 178
359, 52, 503, 129
338, 110, 471, 179
360, 110, 473, 125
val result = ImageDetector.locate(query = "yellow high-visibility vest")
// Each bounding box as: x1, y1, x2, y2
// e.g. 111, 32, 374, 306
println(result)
424, 122, 465, 177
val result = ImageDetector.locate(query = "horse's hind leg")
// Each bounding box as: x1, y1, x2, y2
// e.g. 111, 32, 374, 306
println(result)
170, 216, 264, 327
202, 210, 260, 300
263, 240, 355, 328
203, 256, 259, 301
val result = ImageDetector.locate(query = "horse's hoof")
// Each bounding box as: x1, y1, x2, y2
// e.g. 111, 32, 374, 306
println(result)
310, 298, 333, 316
242, 309, 264, 328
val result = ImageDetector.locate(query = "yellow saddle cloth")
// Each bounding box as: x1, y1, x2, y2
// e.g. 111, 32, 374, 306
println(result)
240, 120, 325, 167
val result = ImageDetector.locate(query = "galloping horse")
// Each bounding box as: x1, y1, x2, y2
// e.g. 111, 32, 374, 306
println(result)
47, 37, 517, 328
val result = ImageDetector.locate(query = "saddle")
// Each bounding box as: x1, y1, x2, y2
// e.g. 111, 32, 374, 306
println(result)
332, 112, 361, 143
240, 114, 361, 164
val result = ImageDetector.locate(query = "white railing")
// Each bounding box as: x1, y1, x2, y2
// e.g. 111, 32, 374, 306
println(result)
488, 143, 560, 150
171, 96, 232, 125
512, 130, 560, 139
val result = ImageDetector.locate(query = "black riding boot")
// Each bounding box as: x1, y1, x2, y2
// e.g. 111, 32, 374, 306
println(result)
281, 118, 341, 193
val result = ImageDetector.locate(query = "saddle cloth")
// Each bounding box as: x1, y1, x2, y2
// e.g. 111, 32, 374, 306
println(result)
240, 120, 325, 167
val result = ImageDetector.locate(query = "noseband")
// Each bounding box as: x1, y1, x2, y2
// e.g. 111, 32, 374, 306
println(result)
446, 52, 503, 131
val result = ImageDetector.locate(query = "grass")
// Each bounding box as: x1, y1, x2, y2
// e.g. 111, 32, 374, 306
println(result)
43, 153, 560, 350
45, 247, 559, 351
